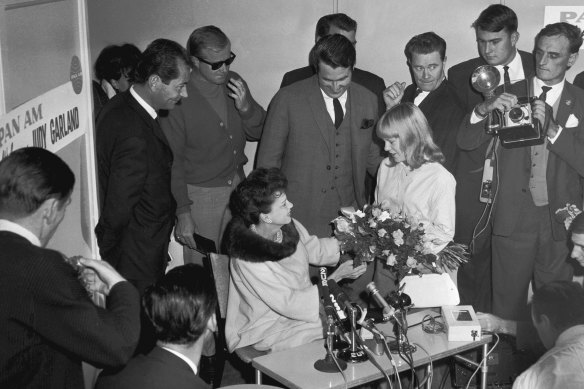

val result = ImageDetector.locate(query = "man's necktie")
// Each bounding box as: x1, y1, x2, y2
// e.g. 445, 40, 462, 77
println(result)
539, 86, 552, 102
503, 65, 511, 86
413, 88, 422, 99
333, 98, 343, 129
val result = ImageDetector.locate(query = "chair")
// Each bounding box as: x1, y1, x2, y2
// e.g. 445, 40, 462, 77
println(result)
196, 234, 267, 387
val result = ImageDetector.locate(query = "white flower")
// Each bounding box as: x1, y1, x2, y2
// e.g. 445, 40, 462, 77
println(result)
386, 253, 397, 266
354, 210, 365, 218
369, 218, 377, 228
378, 228, 387, 238
406, 256, 417, 268
378, 211, 391, 222
372, 207, 382, 217
392, 229, 404, 246
333, 216, 353, 233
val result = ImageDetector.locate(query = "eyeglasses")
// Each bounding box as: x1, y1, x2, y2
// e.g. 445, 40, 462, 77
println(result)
196, 52, 236, 70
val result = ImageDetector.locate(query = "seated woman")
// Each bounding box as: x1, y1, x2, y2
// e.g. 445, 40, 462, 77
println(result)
225, 168, 365, 352
374, 102, 456, 295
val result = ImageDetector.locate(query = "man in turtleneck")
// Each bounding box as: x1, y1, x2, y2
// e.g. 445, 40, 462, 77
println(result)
160, 25, 265, 264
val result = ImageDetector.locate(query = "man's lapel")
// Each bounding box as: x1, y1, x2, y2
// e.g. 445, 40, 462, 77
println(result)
308, 77, 333, 153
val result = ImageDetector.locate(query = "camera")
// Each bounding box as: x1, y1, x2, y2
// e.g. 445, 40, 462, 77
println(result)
503, 97, 533, 128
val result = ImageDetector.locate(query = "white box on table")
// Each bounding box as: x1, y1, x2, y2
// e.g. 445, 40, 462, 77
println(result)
441, 305, 481, 342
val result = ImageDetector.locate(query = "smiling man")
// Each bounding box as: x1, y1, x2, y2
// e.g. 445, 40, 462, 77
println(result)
257, 34, 382, 241
382, 32, 463, 173
95, 38, 190, 298
458, 22, 584, 322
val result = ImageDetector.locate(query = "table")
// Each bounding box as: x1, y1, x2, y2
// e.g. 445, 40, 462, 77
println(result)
252, 309, 492, 389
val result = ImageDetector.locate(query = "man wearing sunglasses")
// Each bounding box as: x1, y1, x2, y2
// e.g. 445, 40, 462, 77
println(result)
161, 26, 265, 266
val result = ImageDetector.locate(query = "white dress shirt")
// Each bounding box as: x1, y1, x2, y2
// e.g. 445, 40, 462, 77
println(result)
513, 325, 584, 389
130, 85, 157, 119
374, 160, 456, 254
0, 219, 41, 246
321, 89, 347, 124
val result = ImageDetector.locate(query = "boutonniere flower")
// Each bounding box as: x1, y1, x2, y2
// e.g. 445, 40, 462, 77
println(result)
360, 118, 374, 129
565, 99, 572, 107
565, 114, 579, 128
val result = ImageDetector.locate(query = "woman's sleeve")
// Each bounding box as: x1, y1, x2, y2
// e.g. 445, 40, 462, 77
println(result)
423, 170, 456, 254
294, 220, 339, 267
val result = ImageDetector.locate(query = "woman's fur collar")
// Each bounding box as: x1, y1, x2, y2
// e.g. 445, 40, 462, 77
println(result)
225, 217, 299, 262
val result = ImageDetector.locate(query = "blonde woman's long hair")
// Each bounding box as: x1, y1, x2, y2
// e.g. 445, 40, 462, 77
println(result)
376, 102, 444, 169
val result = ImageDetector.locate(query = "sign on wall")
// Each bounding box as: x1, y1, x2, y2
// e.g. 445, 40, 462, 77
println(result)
545, 6, 584, 45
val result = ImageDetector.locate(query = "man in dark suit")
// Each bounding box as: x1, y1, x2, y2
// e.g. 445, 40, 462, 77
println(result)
95, 39, 190, 295
0, 147, 140, 389
575, 70, 584, 89
280, 13, 386, 121
458, 22, 584, 321
382, 32, 464, 173
258, 34, 382, 239
96, 264, 216, 389
448, 4, 534, 312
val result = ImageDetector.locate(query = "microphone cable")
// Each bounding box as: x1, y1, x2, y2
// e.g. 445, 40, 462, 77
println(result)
353, 325, 394, 389
464, 332, 500, 389
326, 334, 348, 389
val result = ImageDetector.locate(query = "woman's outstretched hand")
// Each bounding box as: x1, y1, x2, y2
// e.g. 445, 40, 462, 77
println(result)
329, 260, 367, 282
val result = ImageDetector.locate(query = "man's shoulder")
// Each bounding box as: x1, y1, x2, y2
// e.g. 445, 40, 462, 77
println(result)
281, 66, 314, 88
353, 68, 386, 92
448, 57, 484, 77
574, 71, 584, 89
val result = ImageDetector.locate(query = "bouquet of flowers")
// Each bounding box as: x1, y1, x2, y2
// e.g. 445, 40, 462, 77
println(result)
555, 203, 582, 230
332, 203, 468, 280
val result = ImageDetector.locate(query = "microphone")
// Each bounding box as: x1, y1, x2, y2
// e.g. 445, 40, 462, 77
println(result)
316, 267, 336, 317
366, 282, 395, 321
327, 279, 355, 314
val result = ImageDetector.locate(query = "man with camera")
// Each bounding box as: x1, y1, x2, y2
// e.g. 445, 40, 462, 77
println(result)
458, 22, 584, 323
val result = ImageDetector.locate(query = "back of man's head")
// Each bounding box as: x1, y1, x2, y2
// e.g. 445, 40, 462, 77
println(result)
472, 4, 518, 34
532, 281, 584, 334
143, 264, 217, 345
132, 38, 189, 85
186, 25, 230, 58
536, 22, 584, 54
572, 213, 584, 235
309, 34, 356, 71
0, 147, 74, 219
95, 44, 141, 83
404, 32, 447, 62
315, 13, 357, 40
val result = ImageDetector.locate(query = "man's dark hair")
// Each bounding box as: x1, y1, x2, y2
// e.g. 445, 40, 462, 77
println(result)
532, 281, 584, 333
309, 34, 356, 72
404, 32, 447, 62
94, 44, 142, 83
133, 38, 189, 85
315, 13, 357, 40
229, 167, 288, 227
143, 264, 217, 345
571, 213, 584, 235
472, 4, 518, 34
0, 147, 74, 217
536, 22, 584, 54
186, 25, 230, 58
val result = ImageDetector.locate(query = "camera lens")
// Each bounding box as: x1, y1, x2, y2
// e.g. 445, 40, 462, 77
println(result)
508, 107, 525, 123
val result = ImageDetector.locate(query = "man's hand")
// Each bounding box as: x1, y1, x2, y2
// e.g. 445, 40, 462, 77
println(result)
79, 258, 126, 296
476, 92, 518, 116
532, 99, 558, 138
382, 82, 406, 110
175, 213, 197, 250
329, 260, 367, 282
477, 312, 517, 336
227, 77, 251, 113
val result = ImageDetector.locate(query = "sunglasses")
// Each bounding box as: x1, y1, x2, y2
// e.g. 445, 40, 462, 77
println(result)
196, 52, 236, 70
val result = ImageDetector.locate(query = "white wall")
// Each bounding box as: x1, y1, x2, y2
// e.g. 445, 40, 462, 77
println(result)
88, 0, 584, 167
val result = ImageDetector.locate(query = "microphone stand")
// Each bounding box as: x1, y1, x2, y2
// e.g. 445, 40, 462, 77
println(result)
337, 304, 368, 363
388, 307, 417, 355
314, 315, 348, 372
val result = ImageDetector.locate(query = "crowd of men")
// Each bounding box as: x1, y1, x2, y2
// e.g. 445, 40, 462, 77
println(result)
2, 3, 584, 388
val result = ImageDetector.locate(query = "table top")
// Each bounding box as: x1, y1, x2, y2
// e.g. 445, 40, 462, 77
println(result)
252, 309, 491, 389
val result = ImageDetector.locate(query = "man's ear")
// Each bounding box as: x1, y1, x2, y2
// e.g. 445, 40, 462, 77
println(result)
511, 31, 520, 47
568, 52, 579, 68
191, 56, 200, 69
148, 74, 160, 91
109, 78, 120, 91
40, 198, 60, 225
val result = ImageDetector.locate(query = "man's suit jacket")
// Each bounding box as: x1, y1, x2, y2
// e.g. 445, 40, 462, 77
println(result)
575, 71, 584, 90
281, 65, 386, 115
257, 76, 382, 234
95, 91, 176, 293
95, 346, 209, 389
0, 231, 140, 389
457, 80, 584, 241
448, 50, 535, 243
402, 79, 464, 173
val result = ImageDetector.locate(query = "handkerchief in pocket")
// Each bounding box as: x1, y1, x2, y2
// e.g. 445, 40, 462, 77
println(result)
566, 113, 579, 128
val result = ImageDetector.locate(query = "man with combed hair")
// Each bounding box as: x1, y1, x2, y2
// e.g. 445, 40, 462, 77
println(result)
95, 38, 190, 295
258, 34, 382, 240
458, 22, 584, 321
0, 147, 140, 389
96, 264, 217, 389
449, 4, 535, 312
512, 281, 584, 388
383, 31, 464, 173
280, 13, 385, 114
160, 26, 265, 263
574, 70, 584, 89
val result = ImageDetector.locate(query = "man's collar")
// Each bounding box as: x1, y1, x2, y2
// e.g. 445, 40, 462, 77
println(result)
160, 346, 198, 375
130, 85, 157, 119
320, 89, 348, 103
0, 219, 41, 246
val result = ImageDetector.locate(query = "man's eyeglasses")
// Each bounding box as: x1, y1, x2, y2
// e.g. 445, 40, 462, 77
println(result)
196, 52, 236, 70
